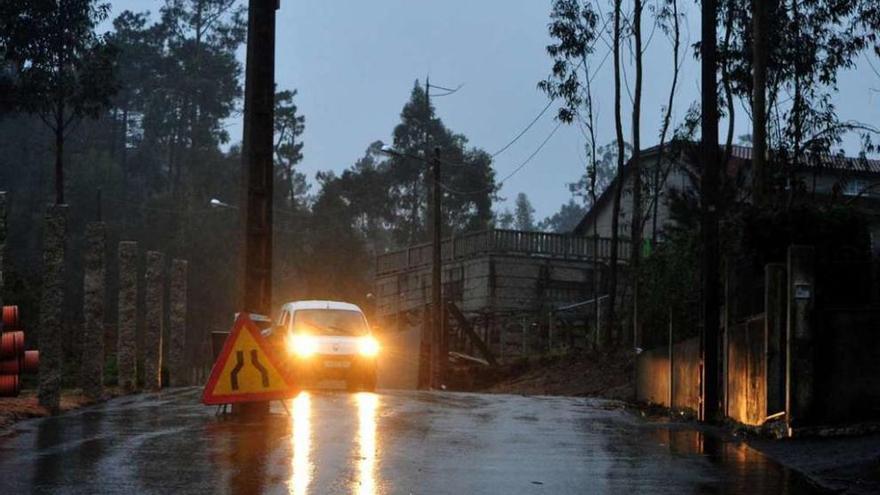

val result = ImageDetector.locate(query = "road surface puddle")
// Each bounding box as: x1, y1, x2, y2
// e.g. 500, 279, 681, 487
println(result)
287, 391, 381, 495
648, 427, 827, 494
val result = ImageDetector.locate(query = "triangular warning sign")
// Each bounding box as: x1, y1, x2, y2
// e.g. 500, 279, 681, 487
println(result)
202, 313, 296, 405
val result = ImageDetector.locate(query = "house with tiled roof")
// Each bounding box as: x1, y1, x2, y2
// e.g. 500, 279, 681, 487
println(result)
573, 141, 880, 252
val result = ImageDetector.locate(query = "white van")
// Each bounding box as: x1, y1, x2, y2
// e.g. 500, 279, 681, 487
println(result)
275, 300, 379, 391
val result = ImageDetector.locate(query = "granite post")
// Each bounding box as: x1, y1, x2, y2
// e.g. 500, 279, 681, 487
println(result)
117, 241, 138, 391
168, 259, 188, 387
38, 205, 67, 413
81, 222, 106, 399
143, 251, 164, 391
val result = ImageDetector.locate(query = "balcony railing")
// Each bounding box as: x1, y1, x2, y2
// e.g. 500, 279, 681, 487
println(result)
375, 228, 630, 275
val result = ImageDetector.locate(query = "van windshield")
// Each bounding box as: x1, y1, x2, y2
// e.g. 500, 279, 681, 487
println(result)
293, 309, 368, 336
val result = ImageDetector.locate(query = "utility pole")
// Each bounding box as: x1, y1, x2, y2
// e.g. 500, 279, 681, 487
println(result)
423, 77, 445, 389
241, 0, 278, 319
431, 146, 444, 388
700, 0, 722, 422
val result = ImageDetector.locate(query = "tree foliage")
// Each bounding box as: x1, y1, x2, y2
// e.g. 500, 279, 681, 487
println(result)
718, 0, 878, 179
1, 0, 117, 204
513, 192, 536, 231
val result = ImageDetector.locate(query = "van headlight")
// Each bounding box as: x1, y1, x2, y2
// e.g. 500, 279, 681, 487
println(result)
287, 334, 318, 358
359, 336, 380, 357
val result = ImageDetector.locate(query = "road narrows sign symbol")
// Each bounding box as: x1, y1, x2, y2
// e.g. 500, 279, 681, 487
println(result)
202, 313, 296, 405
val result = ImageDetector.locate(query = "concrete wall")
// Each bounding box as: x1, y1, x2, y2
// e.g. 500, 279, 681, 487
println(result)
635, 336, 700, 414
672, 337, 701, 414
814, 309, 880, 425
635, 345, 670, 406
376, 323, 422, 390
726, 316, 768, 426
376, 253, 599, 317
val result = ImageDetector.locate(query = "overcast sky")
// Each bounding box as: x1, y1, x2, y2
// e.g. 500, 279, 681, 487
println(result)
106, 0, 879, 219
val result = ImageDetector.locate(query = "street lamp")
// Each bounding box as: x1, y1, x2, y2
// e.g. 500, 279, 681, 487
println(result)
209, 198, 235, 209
379, 144, 446, 389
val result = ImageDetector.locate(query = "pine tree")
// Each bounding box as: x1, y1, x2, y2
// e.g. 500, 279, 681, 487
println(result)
2, 0, 117, 204
514, 193, 536, 231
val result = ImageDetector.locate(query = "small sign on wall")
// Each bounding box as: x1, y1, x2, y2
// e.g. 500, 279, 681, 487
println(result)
794, 283, 812, 300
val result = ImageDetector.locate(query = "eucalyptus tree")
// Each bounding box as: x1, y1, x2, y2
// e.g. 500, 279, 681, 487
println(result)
720, 0, 879, 201
538, 0, 616, 343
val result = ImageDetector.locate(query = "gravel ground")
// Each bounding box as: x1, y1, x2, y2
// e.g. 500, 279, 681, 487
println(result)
0, 388, 123, 433
480, 348, 636, 400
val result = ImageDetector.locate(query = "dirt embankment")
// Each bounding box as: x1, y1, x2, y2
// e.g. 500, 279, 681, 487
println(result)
450, 349, 636, 400
0, 388, 123, 433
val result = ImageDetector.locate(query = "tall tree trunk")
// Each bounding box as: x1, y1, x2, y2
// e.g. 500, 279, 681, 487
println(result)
110, 107, 118, 159
789, 0, 803, 201
629, 0, 644, 349
721, 0, 735, 170
700, 0, 721, 422
54, 99, 65, 205
606, 0, 625, 346
121, 104, 129, 184
752, 0, 768, 203
582, 57, 600, 349
650, 0, 681, 244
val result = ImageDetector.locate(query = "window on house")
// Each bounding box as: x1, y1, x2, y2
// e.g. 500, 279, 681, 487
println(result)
843, 178, 867, 196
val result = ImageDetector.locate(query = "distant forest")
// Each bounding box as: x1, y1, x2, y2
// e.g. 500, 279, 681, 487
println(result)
0, 1, 592, 374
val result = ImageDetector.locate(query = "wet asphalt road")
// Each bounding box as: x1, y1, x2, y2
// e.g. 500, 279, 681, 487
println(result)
0, 388, 823, 494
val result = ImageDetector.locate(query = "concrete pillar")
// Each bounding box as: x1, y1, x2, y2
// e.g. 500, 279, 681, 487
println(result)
38, 205, 67, 413
143, 251, 164, 391
81, 222, 106, 400
117, 241, 138, 391
786, 245, 815, 432
0, 192, 6, 325
722, 259, 732, 419
765, 263, 786, 415
168, 259, 188, 387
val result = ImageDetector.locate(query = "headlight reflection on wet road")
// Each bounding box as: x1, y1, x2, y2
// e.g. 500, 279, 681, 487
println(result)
290, 392, 312, 495
355, 392, 379, 495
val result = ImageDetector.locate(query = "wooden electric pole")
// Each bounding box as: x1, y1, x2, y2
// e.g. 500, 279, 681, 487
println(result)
431, 146, 444, 388
241, 0, 278, 319
700, 0, 722, 422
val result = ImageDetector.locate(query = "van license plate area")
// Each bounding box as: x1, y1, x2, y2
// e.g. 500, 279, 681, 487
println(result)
324, 360, 351, 369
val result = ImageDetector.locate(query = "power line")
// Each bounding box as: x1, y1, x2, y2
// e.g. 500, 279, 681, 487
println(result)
437, 120, 564, 196
497, 120, 563, 185
491, 100, 555, 158
489, 13, 613, 159
428, 82, 464, 97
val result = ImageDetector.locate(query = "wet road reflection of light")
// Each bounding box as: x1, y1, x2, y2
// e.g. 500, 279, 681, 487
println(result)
290, 392, 312, 495
355, 392, 379, 495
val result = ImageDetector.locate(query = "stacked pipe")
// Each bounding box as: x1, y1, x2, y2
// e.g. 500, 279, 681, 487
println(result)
0, 305, 39, 397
